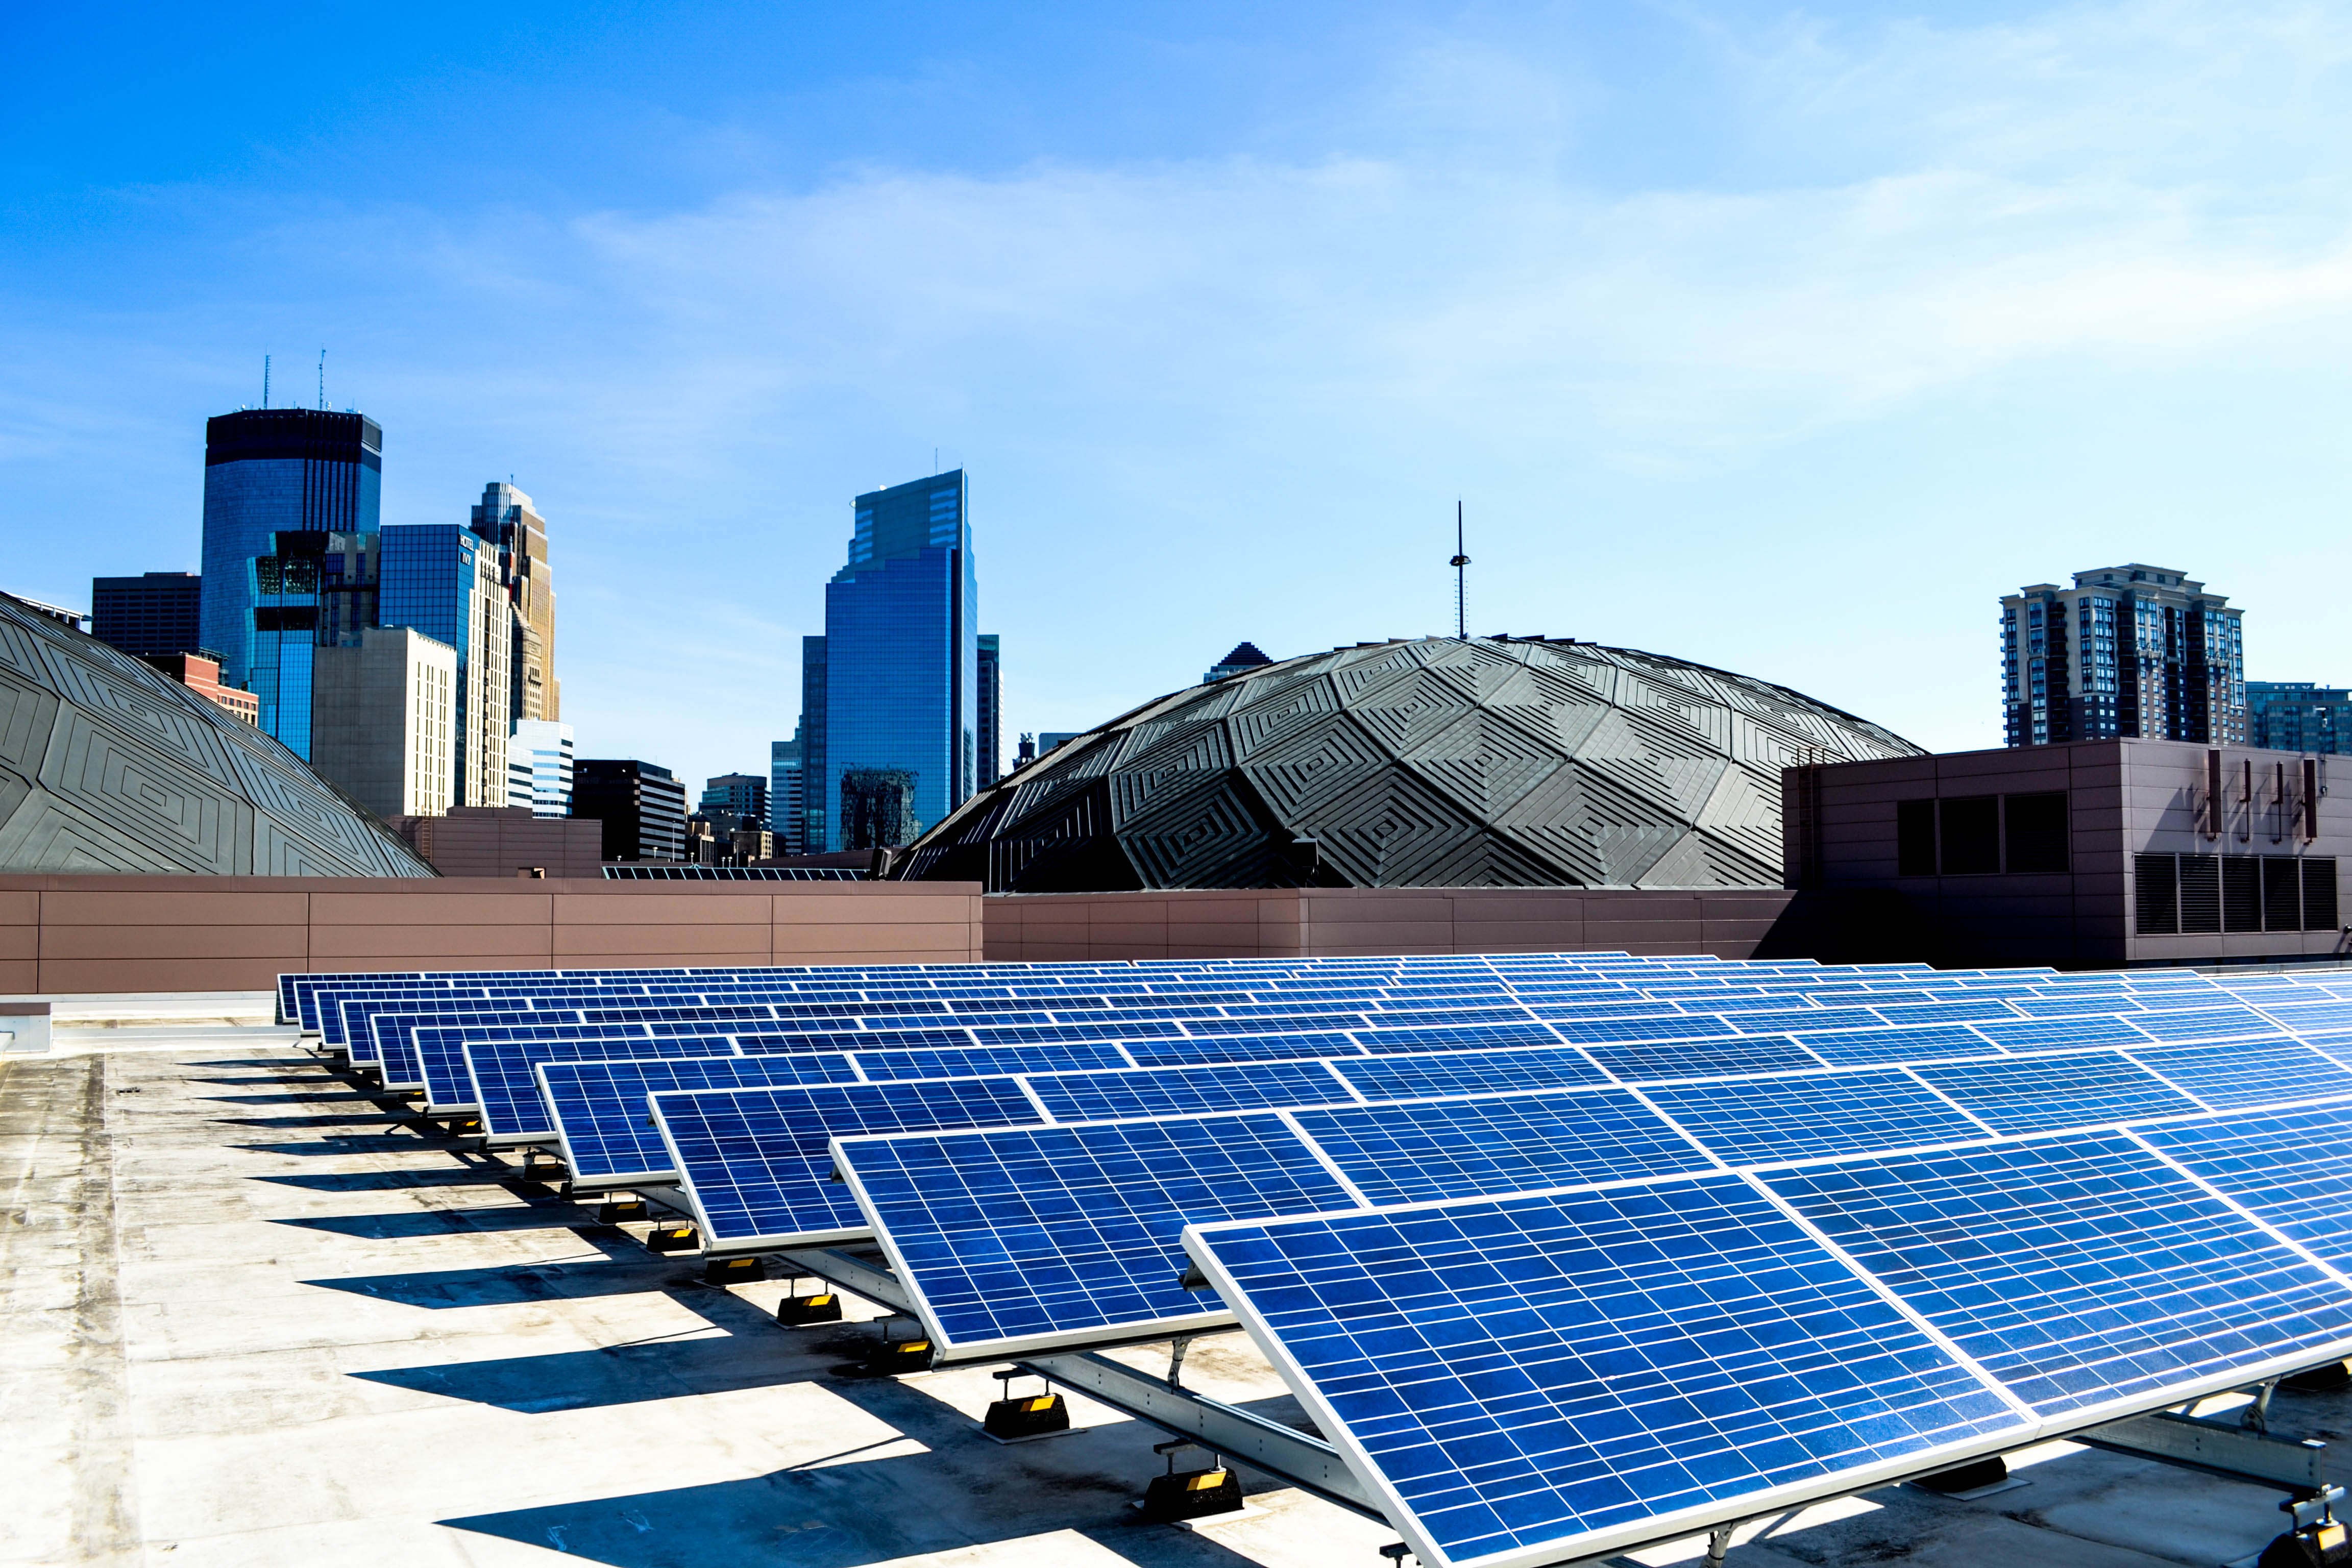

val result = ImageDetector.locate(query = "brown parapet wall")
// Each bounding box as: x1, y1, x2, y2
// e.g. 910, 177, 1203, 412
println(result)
979, 886, 1821, 963
0, 876, 983, 994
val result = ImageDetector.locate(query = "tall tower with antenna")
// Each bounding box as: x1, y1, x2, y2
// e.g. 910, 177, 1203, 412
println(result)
1450, 501, 1470, 639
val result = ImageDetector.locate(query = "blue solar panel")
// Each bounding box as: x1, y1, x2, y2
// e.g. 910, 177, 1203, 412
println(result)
2127, 1006, 2287, 1043
656, 1078, 1045, 1249
1868, 999, 2019, 1025
1721, 1007, 1884, 1034
467, 1034, 739, 1140
1970, 1015, 2150, 1052
1909, 1054, 2203, 1133
2127, 1042, 2352, 1111
1185, 1178, 2028, 1568
971, 1020, 1183, 1046
1545, 1014, 1737, 1045
2011, 995, 2144, 1017
2137, 1102, 2352, 1270
416, 1020, 632, 1109
1025, 1060, 1355, 1121
1290, 1089, 1714, 1204
1334, 1046, 1610, 1102
836, 1112, 1359, 1358
1528, 1004, 1696, 1027
1182, 1012, 1367, 1036
1353, 1022, 1562, 1054
1791, 1024, 1992, 1067
542, 1055, 862, 1183
1123, 1032, 1364, 1068
1584, 1034, 1820, 1083
1762, 1135, 2352, 1416
852, 1041, 1135, 1080
1638, 1069, 1990, 1165
735, 1026, 976, 1056
1365, 1005, 1535, 1028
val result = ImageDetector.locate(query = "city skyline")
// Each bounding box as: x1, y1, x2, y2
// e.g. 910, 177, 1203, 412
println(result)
13, 3, 2352, 797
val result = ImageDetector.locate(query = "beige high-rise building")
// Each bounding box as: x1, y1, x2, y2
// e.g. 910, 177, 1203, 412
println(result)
470, 482, 558, 723
310, 626, 457, 819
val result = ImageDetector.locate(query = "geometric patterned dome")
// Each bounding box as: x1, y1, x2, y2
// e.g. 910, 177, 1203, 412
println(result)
897, 635, 1921, 892
0, 592, 436, 876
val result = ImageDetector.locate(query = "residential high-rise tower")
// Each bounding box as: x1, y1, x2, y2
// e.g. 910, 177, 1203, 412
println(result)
2001, 563, 2246, 747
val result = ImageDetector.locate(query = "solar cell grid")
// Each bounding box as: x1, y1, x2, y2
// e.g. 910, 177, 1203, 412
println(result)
1583, 1034, 1820, 1083
416, 1020, 635, 1109
1908, 1053, 2203, 1134
836, 1111, 1360, 1357
1635, 1068, 1990, 1166
1178, 1012, 1366, 1036
1762, 1135, 2352, 1416
543, 1055, 862, 1184
1353, 1022, 1561, 1054
973, 1020, 1182, 1045
735, 1026, 976, 1055
1024, 1060, 1357, 1122
2126, 1006, 2287, 1043
1290, 1088, 1717, 1205
1868, 999, 2020, 1025
1122, 1032, 1365, 1068
2126, 1042, 2352, 1112
1971, 1015, 2151, 1051
850, 1041, 1136, 1080
657, 1077, 1046, 1249
1185, 1178, 2029, 1568
1545, 1014, 1737, 1045
2137, 1102, 2352, 1271
465, 1034, 746, 1139
1791, 1024, 1993, 1067
1722, 1007, 1884, 1035
1333, 1045, 1610, 1101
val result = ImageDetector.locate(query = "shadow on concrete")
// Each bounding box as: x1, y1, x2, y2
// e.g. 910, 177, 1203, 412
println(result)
253, 1167, 514, 1193
197, 1090, 387, 1105
435, 1416, 1266, 1568
275, 1206, 598, 1240
212, 1112, 423, 1129
299, 1220, 685, 1308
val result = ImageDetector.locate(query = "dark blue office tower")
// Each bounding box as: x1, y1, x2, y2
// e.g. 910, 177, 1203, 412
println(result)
812, 471, 980, 850
199, 409, 382, 756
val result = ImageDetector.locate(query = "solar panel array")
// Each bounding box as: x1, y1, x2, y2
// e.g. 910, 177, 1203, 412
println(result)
282, 952, 2352, 1568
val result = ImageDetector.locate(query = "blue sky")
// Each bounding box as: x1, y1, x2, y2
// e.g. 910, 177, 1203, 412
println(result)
7, 1, 2352, 793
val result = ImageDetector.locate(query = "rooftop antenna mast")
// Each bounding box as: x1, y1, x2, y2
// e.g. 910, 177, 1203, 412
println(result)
1450, 500, 1470, 639
261, 354, 270, 409
316, 349, 326, 410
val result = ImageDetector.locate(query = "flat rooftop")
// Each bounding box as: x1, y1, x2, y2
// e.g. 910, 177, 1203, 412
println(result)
5, 993, 2348, 1567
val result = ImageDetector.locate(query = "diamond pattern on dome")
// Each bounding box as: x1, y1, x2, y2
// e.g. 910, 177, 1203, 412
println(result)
0, 592, 434, 877
900, 635, 1920, 891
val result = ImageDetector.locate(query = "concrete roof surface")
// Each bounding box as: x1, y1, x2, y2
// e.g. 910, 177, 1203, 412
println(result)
4, 1007, 2348, 1568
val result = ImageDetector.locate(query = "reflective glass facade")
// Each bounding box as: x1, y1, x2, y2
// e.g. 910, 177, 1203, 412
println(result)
380, 526, 509, 806
507, 718, 575, 816
770, 731, 805, 855
91, 573, 202, 659
2250, 682, 2351, 755
817, 471, 979, 849
199, 410, 382, 758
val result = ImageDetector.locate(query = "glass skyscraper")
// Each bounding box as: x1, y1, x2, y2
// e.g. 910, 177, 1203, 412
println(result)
199, 409, 383, 757
507, 718, 576, 816
803, 471, 982, 850
380, 526, 510, 806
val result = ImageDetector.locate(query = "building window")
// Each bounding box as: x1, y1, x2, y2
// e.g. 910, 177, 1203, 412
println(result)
2002, 792, 2069, 873
1896, 800, 1937, 876
1938, 797, 2000, 875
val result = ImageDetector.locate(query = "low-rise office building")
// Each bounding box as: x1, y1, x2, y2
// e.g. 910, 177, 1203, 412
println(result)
1788, 737, 2345, 968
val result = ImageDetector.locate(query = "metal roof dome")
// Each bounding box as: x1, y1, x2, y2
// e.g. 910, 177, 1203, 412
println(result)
0, 593, 435, 876
897, 635, 1921, 892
